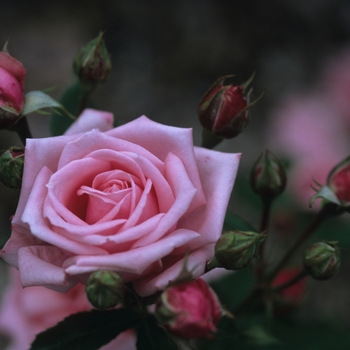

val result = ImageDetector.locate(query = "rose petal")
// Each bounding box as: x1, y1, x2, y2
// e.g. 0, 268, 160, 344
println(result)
18, 246, 76, 291
63, 229, 200, 277
108, 116, 207, 211
64, 108, 114, 135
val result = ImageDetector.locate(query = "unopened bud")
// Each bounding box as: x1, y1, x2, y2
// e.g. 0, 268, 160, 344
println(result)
215, 230, 266, 270
327, 155, 350, 206
0, 146, 24, 189
250, 149, 287, 201
155, 278, 221, 339
198, 75, 252, 140
0, 49, 26, 128
73, 32, 111, 86
303, 241, 340, 280
85, 270, 124, 309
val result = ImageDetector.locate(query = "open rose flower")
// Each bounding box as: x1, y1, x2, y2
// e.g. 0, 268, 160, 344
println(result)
0, 268, 135, 350
1, 109, 240, 297
0, 50, 26, 129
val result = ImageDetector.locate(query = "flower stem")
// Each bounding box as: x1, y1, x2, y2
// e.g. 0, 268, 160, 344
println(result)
266, 203, 339, 283
255, 199, 272, 282
9, 116, 32, 146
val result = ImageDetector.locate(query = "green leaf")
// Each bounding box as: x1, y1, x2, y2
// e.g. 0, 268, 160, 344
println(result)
243, 325, 280, 346
23, 91, 72, 117
30, 308, 142, 350
136, 315, 177, 350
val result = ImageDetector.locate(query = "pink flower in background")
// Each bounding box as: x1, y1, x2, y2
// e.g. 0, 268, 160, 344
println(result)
267, 94, 349, 206
0, 268, 136, 350
1, 109, 240, 297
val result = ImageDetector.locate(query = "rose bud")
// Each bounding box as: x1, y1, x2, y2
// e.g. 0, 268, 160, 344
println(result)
0, 146, 24, 189
73, 32, 111, 86
198, 75, 249, 140
214, 230, 266, 270
0, 49, 26, 129
303, 241, 340, 280
85, 270, 124, 309
155, 278, 221, 339
327, 155, 350, 206
250, 149, 287, 202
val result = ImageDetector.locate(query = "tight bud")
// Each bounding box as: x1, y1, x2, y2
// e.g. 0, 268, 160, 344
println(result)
85, 270, 124, 309
73, 32, 111, 86
250, 150, 287, 201
198, 75, 252, 140
214, 230, 266, 270
155, 278, 221, 339
303, 241, 340, 280
0, 146, 24, 189
0, 50, 26, 129
328, 155, 350, 206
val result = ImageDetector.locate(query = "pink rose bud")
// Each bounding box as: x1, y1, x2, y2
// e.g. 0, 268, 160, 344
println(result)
85, 270, 124, 309
214, 230, 266, 270
327, 155, 350, 206
303, 241, 340, 280
0, 50, 26, 129
0, 146, 24, 189
155, 278, 221, 339
73, 32, 111, 86
198, 75, 250, 139
250, 149, 287, 202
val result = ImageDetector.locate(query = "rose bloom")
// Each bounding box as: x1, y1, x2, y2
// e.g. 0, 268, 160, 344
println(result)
1, 109, 240, 297
0, 50, 26, 128
0, 267, 135, 350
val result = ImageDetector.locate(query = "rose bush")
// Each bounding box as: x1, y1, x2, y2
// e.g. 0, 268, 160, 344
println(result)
0, 50, 26, 128
1, 109, 240, 297
0, 268, 135, 350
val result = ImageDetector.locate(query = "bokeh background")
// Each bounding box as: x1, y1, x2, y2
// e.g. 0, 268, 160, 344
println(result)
1, 0, 350, 348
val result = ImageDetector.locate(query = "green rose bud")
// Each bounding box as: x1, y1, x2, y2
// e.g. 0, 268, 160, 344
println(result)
73, 32, 111, 86
214, 230, 266, 270
303, 241, 340, 280
85, 270, 124, 309
250, 149, 287, 202
0, 146, 24, 189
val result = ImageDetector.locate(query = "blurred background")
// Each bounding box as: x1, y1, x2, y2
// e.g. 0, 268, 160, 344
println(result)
1, 0, 350, 347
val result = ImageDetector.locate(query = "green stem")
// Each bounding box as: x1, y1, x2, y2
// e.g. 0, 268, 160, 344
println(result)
9, 116, 32, 146
201, 128, 223, 149
266, 203, 338, 283
256, 199, 272, 282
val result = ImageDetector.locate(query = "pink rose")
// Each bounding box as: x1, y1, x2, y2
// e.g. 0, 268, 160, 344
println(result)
0, 268, 136, 350
155, 278, 221, 338
1, 109, 240, 297
0, 51, 26, 128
